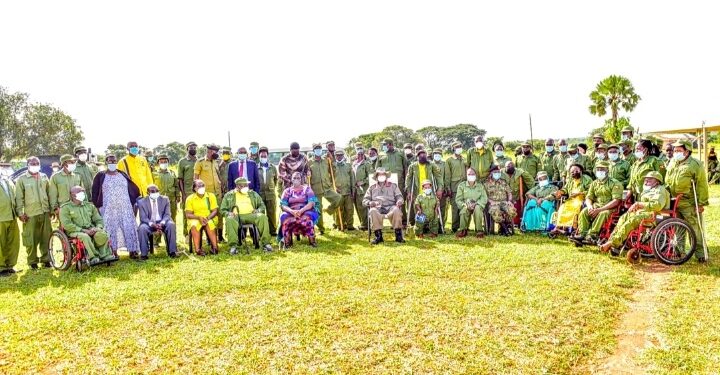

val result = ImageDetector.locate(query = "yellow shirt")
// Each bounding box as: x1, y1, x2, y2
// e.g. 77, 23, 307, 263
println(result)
418, 164, 427, 189
193, 158, 222, 195
185, 192, 218, 218
234, 192, 254, 215
118, 155, 154, 197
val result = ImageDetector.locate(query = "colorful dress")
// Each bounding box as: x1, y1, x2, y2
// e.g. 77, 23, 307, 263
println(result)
279, 186, 319, 240
100, 173, 140, 252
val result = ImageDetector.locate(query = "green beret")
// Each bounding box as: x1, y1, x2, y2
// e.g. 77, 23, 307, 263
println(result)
73, 146, 87, 154
186, 141, 197, 148
645, 171, 663, 184
671, 140, 691, 149
234, 177, 249, 185
60, 154, 76, 164
594, 160, 610, 169
621, 125, 634, 133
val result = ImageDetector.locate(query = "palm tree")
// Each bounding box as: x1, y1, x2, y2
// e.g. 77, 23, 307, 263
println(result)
588, 75, 641, 126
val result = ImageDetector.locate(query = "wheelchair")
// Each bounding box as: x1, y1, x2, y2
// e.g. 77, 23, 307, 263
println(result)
571, 190, 633, 247
48, 227, 118, 272
547, 195, 582, 239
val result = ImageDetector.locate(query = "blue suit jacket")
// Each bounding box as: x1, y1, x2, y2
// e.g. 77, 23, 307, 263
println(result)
137, 196, 172, 225
227, 159, 260, 193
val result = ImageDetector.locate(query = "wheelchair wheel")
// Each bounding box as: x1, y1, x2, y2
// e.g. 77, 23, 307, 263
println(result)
48, 230, 73, 270
651, 218, 696, 265
627, 248, 641, 264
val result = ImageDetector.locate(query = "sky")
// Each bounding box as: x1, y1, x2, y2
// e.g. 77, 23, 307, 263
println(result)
1, 0, 719, 152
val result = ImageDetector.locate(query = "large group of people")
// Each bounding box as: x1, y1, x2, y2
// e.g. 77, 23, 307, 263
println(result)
0, 127, 713, 276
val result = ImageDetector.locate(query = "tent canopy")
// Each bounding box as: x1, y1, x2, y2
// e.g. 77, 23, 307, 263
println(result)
644, 124, 718, 166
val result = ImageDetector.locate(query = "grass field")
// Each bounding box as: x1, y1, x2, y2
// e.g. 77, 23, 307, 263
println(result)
1, 187, 718, 374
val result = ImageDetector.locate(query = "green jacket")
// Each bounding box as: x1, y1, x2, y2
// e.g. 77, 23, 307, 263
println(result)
15, 172, 51, 217
333, 161, 355, 195
665, 156, 709, 206
155, 169, 180, 202
414, 193, 438, 217
455, 181, 488, 209
309, 157, 334, 194
0, 178, 17, 222
586, 178, 624, 207
539, 151, 557, 181
501, 167, 535, 202
494, 155, 513, 169
177, 155, 197, 195
49, 171, 82, 211
59, 200, 104, 234
465, 147, 494, 179
552, 153, 571, 182
257, 163, 279, 199
377, 149, 407, 187
352, 158, 374, 196
432, 160, 447, 191
629, 156, 662, 195
405, 162, 443, 194
74, 161, 97, 199
526, 183, 558, 201
219, 190, 267, 217
638, 185, 670, 213
445, 155, 467, 185
516, 153, 541, 181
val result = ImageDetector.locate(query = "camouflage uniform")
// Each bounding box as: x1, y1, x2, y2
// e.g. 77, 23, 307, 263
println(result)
483, 176, 516, 224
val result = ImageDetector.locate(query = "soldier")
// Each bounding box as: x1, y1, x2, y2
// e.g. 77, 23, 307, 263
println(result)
155, 154, 180, 222
248, 141, 261, 163
73, 146, 97, 199
621, 139, 636, 165
118, 141, 154, 197
59, 186, 115, 265
256, 147, 279, 236
431, 148, 448, 232
455, 167, 488, 238
658, 142, 673, 168
405, 148, 443, 228
15, 157, 52, 269
501, 160, 534, 223
49, 154, 82, 215
628, 139, 663, 199
308, 143, 341, 234
414, 180, 439, 238
325, 140, 337, 165
539, 138, 557, 183
620, 125, 635, 142
193, 144, 223, 240
403, 143, 415, 164
563, 144, 591, 180
587, 133, 605, 161
553, 139, 571, 185
600, 172, 669, 254
332, 149, 355, 230
466, 135, 494, 180
216, 146, 233, 242
352, 143, 374, 231
572, 161, 624, 245
446, 141, 467, 232
177, 141, 198, 236
363, 168, 405, 244
0, 164, 19, 276
516, 140, 540, 180
493, 142, 513, 167
377, 138, 408, 224
665, 140, 710, 262
220, 177, 274, 254
484, 165, 517, 235
367, 146, 379, 170
144, 150, 157, 174
607, 144, 630, 188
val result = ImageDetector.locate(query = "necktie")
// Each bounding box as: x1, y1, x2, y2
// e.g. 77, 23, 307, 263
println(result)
238, 162, 244, 178
151, 199, 159, 221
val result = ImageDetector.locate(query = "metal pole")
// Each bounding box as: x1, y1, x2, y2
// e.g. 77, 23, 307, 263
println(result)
529, 113, 534, 147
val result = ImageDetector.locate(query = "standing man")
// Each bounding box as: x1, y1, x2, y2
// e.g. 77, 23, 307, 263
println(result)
0, 164, 19, 276
248, 141, 261, 163
552, 139, 571, 185
73, 146, 97, 199
194, 144, 223, 240
278, 142, 310, 191
367, 147, 379, 170
144, 150, 157, 174
377, 138, 408, 224
665, 140, 710, 262
219, 147, 233, 200
332, 149, 355, 230
405, 148, 443, 228
228, 147, 260, 193
539, 138, 557, 183
403, 143, 415, 164
620, 125, 635, 142
118, 141, 154, 197
352, 143, 374, 231
493, 142, 512, 167
177, 141, 198, 236
15, 157, 52, 269
49, 154, 82, 215
256, 146, 279, 236
431, 148, 448, 232
607, 144, 631, 188
466, 135, 494, 180
516, 140, 540, 181
308, 143, 341, 234
155, 154, 180, 223
501, 160, 534, 224
446, 141, 467, 232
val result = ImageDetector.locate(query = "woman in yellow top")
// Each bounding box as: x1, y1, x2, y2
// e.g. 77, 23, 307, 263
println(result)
184, 179, 219, 256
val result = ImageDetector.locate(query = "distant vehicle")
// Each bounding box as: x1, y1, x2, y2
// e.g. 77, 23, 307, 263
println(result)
10, 155, 60, 182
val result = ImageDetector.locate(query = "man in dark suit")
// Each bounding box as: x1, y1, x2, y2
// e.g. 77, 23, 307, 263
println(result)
228, 146, 260, 194
137, 184, 178, 259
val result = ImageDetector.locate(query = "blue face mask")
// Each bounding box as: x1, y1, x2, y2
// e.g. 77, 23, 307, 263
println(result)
129, 147, 139, 155
238, 154, 247, 161
545, 146, 554, 153
249, 146, 259, 154
314, 149, 323, 157
492, 172, 502, 180
559, 145, 568, 152
381, 145, 389, 153
495, 150, 504, 158
259, 157, 268, 164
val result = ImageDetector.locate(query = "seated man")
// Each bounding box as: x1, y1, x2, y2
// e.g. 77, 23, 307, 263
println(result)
455, 167, 488, 238
59, 186, 115, 265
363, 168, 405, 244
484, 165, 517, 235
414, 180, 439, 238
600, 172, 669, 254
572, 161, 623, 246
522, 171, 558, 231
220, 177, 274, 254
137, 184, 178, 259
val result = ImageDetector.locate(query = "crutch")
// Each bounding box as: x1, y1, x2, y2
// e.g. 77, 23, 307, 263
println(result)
327, 157, 344, 231
430, 173, 444, 234
691, 180, 709, 261
406, 174, 415, 238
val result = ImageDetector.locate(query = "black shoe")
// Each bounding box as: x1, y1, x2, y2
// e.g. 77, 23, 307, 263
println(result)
270, 232, 278, 237
395, 229, 406, 243
346, 226, 356, 231
129, 252, 139, 260
371, 230, 384, 245
168, 253, 178, 258
30, 264, 39, 270
7, 269, 16, 274
0, 270, 10, 277
698, 257, 707, 263
140, 255, 149, 261
319, 230, 325, 236
358, 227, 368, 231
582, 236, 598, 245
571, 234, 585, 242
43, 262, 52, 268
610, 248, 621, 257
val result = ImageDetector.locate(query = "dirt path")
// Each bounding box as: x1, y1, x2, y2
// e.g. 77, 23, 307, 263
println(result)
595, 263, 671, 374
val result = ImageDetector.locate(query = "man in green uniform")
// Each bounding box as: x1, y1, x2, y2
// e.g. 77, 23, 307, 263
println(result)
600, 172, 669, 254
628, 139, 663, 199
49, 154, 82, 215
73, 146, 97, 199
540, 138, 557, 183
308, 143, 342, 234
256, 147, 279, 235
352, 143, 374, 231
414, 180, 439, 238
446, 141, 467, 232
405, 148, 443, 227
466, 135, 494, 180
484, 165, 517, 235
0, 165, 20, 276
665, 140, 710, 262
367, 147, 379, 170
572, 161, 623, 245
592, 143, 608, 169
620, 125, 635, 142
621, 139, 636, 165
501, 160, 534, 224
155, 154, 180, 222
59, 186, 114, 265
220, 177, 274, 253
144, 150, 157, 174
248, 141, 261, 163
607, 144, 630, 188
516, 140, 540, 180
431, 148, 448, 232
15, 157, 52, 269
332, 149, 355, 230
564, 144, 592, 180
552, 139, 570, 185
403, 143, 415, 164
377, 138, 408, 224
587, 133, 605, 162
177, 141, 198, 236
493, 142, 513, 167
455, 167, 488, 238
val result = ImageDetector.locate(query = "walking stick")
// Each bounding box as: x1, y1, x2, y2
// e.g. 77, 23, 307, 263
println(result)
691, 180, 709, 261
431, 171, 444, 234
327, 157, 344, 231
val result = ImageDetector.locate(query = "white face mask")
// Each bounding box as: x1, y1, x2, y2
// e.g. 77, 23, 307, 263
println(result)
78, 153, 88, 162
545, 146, 554, 153
467, 175, 477, 182
454, 148, 463, 155
197, 187, 206, 195
475, 142, 484, 149
369, 155, 377, 161
495, 150, 504, 158
492, 172, 502, 180
571, 153, 579, 160
0, 168, 11, 177
673, 152, 685, 161
404, 149, 412, 155
595, 171, 607, 180
559, 145, 568, 152
377, 176, 387, 183
634, 151, 645, 159
539, 179, 549, 187
424, 188, 432, 195
66, 163, 77, 172
433, 154, 442, 162
28, 165, 41, 174
159, 163, 169, 170
596, 153, 606, 160
240, 187, 249, 194
260, 157, 268, 164
381, 145, 389, 153
52, 167, 60, 173
75, 192, 86, 202
621, 134, 629, 141
643, 184, 652, 191
107, 163, 118, 172
149, 192, 160, 200
608, 152, 619, 161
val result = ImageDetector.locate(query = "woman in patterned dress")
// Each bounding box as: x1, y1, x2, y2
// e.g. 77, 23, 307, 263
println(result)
279, 172, 319, 248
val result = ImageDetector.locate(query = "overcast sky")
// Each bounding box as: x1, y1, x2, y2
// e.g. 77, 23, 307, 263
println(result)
1, 0, 718, 151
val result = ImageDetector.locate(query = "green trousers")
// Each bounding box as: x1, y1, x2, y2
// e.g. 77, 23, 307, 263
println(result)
675, 200, 705, 259
225, 213, 272, 247
438, 195, 448, 232
22, 213, 51, 265
315, 189, 341, 232
354, 191, 368, 229
415, 213, 438, 235
69, 231, 112, 260
261, 195, 278, 235
577, 208, 612, 237
0, 220, 20, 270
459, 206, 485, 233
449, 181, 462, 231
609, 211, 654, 248
333, 194, 354, 229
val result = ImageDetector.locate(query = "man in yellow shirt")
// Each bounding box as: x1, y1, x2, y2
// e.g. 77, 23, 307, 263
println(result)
220, 177, 273, 254
117, 141, 154, 197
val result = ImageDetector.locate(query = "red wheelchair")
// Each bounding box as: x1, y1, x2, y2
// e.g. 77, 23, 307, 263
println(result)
48, 226, 118, 272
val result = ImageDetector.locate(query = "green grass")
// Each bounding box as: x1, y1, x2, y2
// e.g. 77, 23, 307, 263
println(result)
1, 188, 719, 374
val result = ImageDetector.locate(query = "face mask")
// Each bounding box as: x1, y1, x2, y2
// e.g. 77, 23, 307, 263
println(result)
356, 149, 364, 155
149, 192, 160, 200
595, 171, 607, 180
545, 146, 554, 153
492, 172, 501, 180
424, 188, 432, 195
148, 157, 155, 164
75, 192, 86, 202
571, 153, 579, 160
160, 163, 168, 170
238, 154, 247, 161
259, 157, 268, 164
621, 135, 629, 141
240, 187, 249, 194
404, 149, 412, 156
467, 175, 477, 182
433, 154, 442, 162
634, 151, 645, 159
52, 167, 60, 173
381, 145, 388, 153
608, 152, 619, 161
523, 149, 531, 155
643, 184, 652, 191
188, 149, 197, 156
66, 163, 77, 172
495, 150, 504, 158
596, 153, 606, 160
197, 187, 206, 195
107, 163, 118, 172
506, 167, 515, 175
539, 180, 549, 187
475, 142, 484, 149
314, 149, 323, 157
249, 146, 258, 154
210, 153, 219, 160
619, 146, 625, 153
78, 153, 88, 162
222, 154, 231, 161
0, 169, 11, 177
454, 148, 463, 155
559, 145, 568, 152
418, 156, 427, 163
571, 172, 581, 179
673, 152, 685, 161
292, 178, 302, 186
336, 159, 345, 165
377, 176, 387, 183
28, 165, 41, 174
369, 155, 377, 161
129, 147, 139, 155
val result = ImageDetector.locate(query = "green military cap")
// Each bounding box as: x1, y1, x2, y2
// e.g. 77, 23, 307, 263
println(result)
621, 125, 634, 133
259, 146, 269, 153
592, 133, 604, 139
421, 179, 432, 187
607, 143, 620, 150
536, 171, 548, 179
403, 143, 413, 149
157, 154, 169, 161
234, 177, 249, 185
644, 171, 663, 184
382, 138, 393, 144
451, 141, 462, 149
221, 147, 232, 154
207, 144, 220, 151
326, 140, 335, 146
433, 148, 443, 154
671, 139, 691, 149
73, 146, 87, 154
144, 149, 154, 156
596, 143, 608, 150
186, 141, 197, 148
369, 146, 378, 152
93, 231, 109, 247
521, 140, 531, 146
354, 142, 364, 148
494, 142, 505, 150
594, 160, 610, 169
60, 154, 76, 164
335, 149, 345, 155
312, 143, 322, 149
567, 143, 578, 152
250, 141, 259, 147
414, 144, 424, 151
